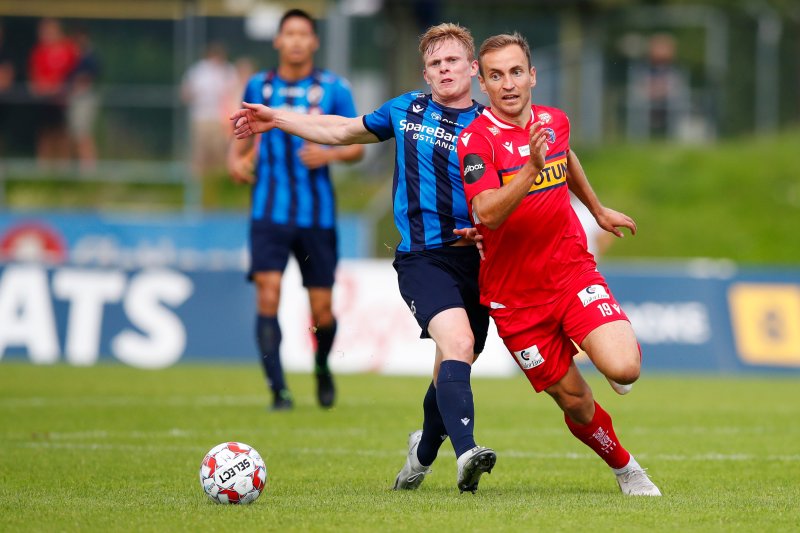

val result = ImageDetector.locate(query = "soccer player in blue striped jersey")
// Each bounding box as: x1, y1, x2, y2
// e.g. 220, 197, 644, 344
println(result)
227, 9, 364, 411
231, 23, 497, 493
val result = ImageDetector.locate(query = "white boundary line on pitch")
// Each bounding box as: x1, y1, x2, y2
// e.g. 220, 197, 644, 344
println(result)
11, 440, 800, 462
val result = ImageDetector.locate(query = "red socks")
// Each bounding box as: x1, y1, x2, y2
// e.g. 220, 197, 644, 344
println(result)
564, 401, 630, 469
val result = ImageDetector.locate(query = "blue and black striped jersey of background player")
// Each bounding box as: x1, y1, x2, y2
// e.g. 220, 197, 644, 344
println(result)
363, 92, 484, 252
242, 68, 358, 229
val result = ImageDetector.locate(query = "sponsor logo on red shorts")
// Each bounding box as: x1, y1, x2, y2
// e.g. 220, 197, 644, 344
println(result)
513, 344, 545, 370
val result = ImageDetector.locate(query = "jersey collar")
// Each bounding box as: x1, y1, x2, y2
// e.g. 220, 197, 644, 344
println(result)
482, 105, 536, 130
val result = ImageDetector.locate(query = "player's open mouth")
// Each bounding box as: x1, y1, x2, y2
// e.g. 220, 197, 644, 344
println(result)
502, 95, 519, 101
440, 79, 453, 85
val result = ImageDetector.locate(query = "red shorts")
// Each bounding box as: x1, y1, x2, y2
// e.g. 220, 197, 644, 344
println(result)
490, 270, 629, 392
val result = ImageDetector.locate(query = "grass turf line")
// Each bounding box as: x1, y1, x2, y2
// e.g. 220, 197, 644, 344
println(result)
1, 362, 799, 532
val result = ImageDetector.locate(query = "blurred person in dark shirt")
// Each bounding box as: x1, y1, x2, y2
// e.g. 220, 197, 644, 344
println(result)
0, 22, 16, 157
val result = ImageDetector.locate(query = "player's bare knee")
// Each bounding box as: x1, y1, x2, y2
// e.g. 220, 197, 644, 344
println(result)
611, 353, 641, 384
310, 306, 334, 327
440, 333, 475, 364
604, 362, 639, 385
256, 291, 279, 315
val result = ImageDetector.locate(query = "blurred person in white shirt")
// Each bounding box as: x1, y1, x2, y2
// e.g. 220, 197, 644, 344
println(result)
182, 41, 238, 207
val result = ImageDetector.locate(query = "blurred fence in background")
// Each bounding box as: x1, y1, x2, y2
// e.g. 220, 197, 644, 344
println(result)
0, 0, 798, 212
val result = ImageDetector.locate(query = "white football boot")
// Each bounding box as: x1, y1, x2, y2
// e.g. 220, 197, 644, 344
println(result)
615, 464, 662, 496
393, 430, 431, 490
456, 446, 496, 493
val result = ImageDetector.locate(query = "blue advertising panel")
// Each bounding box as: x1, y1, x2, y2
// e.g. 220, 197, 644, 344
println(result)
1, 260, 800, 374
0, 264, 255, 368
0, 211, 371, 269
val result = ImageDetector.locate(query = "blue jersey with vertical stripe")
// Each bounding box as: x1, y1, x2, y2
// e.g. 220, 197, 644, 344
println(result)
363, 92, 483, 252
243, 69, 358, 228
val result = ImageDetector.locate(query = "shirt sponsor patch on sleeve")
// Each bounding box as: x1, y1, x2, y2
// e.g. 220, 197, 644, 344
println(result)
577, 284, 610, 307
462, 153, 486, 184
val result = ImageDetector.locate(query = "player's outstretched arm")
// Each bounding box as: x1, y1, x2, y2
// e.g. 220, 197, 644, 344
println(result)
231, 102, 378, 146
567, 150, 636, 238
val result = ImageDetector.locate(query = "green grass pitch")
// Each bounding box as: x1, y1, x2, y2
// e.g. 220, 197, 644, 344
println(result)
2, 362, 798, 532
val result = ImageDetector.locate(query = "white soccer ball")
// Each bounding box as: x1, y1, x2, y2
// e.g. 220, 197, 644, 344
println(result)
199, 441, 267, 504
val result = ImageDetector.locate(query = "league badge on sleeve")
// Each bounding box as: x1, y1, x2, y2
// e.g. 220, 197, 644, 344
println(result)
577, 284, 610, 307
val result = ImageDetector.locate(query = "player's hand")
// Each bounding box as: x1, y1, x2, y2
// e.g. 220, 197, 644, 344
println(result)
453, 227, 486, 260
595, 206, 637, 238
298, 143, 331, 169
228, 155, 255, 184
230, 102, 277, 139
528, 121, 547, 170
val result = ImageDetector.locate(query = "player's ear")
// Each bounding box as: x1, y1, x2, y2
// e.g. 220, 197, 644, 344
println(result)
470, 59, 479, 77
478, 75, 487, 94
422, 68, 431, 86
529, 66, 537, 89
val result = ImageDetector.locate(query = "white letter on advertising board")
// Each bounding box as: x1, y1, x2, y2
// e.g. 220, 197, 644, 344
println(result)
0, 265, 59, 363
52, 269, 126, 366
112, 269, 193, 369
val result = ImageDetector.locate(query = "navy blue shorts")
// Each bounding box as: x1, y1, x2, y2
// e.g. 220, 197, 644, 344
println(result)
393, 245, 489, 354
248, 221, 338, 288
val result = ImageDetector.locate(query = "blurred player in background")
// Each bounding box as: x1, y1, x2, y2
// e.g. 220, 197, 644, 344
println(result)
227, 9, 364, 410
231, 23, 497, 493
458, 32, 661, 496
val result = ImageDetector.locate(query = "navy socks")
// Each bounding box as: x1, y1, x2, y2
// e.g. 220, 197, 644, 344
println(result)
256, 315, 286, 393
436, 360, 476, 458
417, 381, 448, 466
313, 320, 337, 375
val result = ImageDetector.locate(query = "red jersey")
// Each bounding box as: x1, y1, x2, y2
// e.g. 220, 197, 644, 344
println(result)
457, 105, 597, 309
28, 39, 79, 95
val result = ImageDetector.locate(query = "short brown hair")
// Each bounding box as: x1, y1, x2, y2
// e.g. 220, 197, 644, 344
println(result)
418, 23, 475, 62
478, 32, 532, 76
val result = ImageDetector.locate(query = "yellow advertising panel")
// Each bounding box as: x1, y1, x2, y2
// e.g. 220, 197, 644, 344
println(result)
728, 283, 800, 366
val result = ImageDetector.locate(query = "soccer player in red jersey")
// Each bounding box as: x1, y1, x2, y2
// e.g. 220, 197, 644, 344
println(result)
457, 33, 661, 496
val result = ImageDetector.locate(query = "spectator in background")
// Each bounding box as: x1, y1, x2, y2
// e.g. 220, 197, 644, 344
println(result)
28, 17, 78, 167
627, 33, 689, 139
643, 34, 684, 137
0, 22, 15, 157
231, 56, 257, 116
67, 27, 101, 173
181, 41, 238, 208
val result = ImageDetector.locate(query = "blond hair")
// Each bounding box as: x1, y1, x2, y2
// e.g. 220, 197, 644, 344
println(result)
478, 32, 531, 76
418, 23, 475, 62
